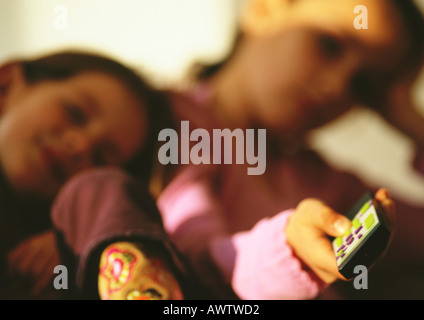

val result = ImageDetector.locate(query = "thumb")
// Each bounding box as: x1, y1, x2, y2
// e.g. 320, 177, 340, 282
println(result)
314, 207, 351, 238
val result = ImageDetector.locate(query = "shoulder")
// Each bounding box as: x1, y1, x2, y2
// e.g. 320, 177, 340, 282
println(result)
166, 83, 219, 131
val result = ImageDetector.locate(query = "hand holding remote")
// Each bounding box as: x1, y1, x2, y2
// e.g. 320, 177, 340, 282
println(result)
286, 198, 352, 284
286, 189, 394, 284
332, 189, 394, 279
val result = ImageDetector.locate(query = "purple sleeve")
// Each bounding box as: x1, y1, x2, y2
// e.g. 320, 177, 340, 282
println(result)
51, 168, 183, 297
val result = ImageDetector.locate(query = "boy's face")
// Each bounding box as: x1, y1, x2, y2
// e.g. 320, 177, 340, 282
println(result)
0, 71, 147, 198
241, 0, 410, 136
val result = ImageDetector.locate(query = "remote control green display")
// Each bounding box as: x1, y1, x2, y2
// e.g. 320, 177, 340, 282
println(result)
332, 192, 391, 279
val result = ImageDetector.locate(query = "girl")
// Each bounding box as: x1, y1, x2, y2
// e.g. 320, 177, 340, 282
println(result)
3, 48, 390, 300
156, 0, 423, 299
0, 51, 185, 299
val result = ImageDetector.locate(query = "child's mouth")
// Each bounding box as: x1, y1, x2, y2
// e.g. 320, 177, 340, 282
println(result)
40, 145, 67, 184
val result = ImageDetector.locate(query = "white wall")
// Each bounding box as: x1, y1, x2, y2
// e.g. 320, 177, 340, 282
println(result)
0, 0, 242, 83
1, 0, 423, 205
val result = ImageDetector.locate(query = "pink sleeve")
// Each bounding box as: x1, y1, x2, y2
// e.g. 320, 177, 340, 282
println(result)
158, 166, 325, 299
229, 211, 325, 299
158, 166, 232, 296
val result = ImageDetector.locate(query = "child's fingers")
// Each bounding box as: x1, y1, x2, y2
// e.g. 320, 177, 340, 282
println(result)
309, 237, 345, 283
375, 188, 396, 231
289, 199, 351, 283
319, 209, 351, 238
308, 205, 350, 282
8, 230, 59, 286
8, 241, 34, 275
32, 252, 59, 294
301, 199, 351, 238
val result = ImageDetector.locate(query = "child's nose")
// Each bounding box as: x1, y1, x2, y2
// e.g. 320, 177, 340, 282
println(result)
319, 61, 360, 103
62, 129, 97, 167
319, 71, 350, 102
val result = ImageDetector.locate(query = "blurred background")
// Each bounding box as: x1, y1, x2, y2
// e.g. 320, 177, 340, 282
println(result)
0, 0, 423, 206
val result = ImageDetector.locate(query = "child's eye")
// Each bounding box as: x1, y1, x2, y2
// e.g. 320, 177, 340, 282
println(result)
64, 102, 87, 126
318, 34, 344, 59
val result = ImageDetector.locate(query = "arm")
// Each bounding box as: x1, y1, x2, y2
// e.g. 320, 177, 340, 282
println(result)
231, 188, 395, 299
157, 166, 235, 297
379, 81, 424, 145
51, 167, 185, 299
98, 241, 183, 300
7, 230, 60, 296
384, 82, 424, 174
158, 165, 353, 299
373, 71, 424, 174
230, 209, 328, 299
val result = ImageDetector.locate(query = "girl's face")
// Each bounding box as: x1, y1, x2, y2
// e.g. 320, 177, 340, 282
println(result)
0, 70, 147, 198
241, 0, 410, 136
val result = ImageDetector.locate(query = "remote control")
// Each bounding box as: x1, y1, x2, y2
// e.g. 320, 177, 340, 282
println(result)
332, 192, 391, 279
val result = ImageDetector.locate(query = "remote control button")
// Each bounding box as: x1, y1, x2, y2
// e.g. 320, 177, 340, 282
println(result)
335, 237, 343, 247
364, 213, 376, 230
355, 225, 363, 234
352, 218, 361, 229
360, 201, 371, 214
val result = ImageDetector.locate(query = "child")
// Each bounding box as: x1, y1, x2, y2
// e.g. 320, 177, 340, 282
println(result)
2, 48, 389, 301
0, 50, 185, 299
156, 0, 423, 299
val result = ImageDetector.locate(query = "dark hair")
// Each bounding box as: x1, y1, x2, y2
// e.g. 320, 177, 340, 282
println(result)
391, 0, 424, 71
191, 32, 242, 81
194, 0, 424, 80
20, 50, 172, 183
